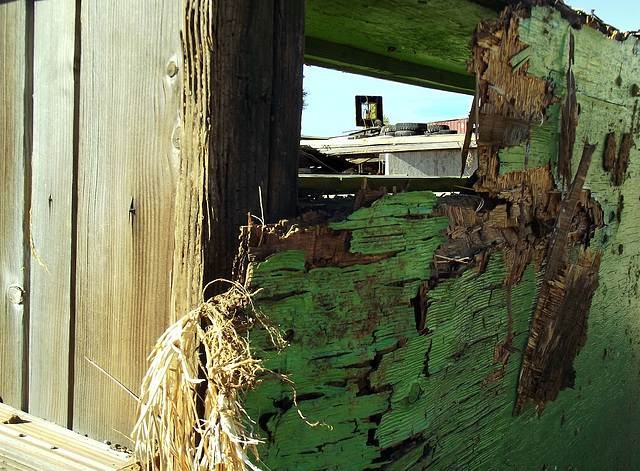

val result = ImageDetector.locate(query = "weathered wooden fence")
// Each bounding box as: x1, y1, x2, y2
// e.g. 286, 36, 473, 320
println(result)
1, 0, 304, 445
1, 0, 181, 441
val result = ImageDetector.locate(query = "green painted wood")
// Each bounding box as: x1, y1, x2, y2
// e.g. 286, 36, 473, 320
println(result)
240, 6, 640, 470
498, 6, 640, 181
245, 192, 447, 470
304, 0, 505, 94
304, 37, 475, 95
244, 191, 639, 470
244, 213, 542, 469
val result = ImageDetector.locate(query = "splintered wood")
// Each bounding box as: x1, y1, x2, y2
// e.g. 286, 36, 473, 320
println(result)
230, 2, 640, 469
470, 6, 555, 148
468, 5, 608, 415
170, 0, 212, 320
515, 143, 601, 415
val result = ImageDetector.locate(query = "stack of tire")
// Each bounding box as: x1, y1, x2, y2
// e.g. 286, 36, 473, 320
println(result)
380, 122, 457, 137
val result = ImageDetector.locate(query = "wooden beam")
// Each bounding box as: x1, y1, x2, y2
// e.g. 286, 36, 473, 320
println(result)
73, 0, 181, 442
0, 403, 132, 470
298, 174, 467, 193
204, 0, 305, 289
305, 37, 475, 94
27, 0, 76, 428
301, 134, 473, 156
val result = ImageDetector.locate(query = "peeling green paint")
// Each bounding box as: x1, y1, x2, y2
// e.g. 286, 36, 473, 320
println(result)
241, 5, 640, 470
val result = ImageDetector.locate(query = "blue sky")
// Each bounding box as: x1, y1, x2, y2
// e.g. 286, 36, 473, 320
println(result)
301, 1, 639, 137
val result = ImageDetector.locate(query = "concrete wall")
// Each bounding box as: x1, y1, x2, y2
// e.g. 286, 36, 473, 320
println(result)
383, 148, 477, 177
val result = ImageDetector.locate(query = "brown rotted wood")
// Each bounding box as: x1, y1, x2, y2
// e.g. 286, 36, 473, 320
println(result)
602, 132, 616, 171
613, 132, 633, 186
515, 142, 599, 416
558, 31, 576, 188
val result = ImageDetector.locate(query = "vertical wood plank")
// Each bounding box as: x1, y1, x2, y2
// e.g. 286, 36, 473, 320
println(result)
170, 0, 210, 320
73, 1, 181, 441
0, 1, 28, 410
27, 0, 77, 427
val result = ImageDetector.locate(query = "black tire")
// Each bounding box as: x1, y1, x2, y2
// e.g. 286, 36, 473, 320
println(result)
396, 122, 428, 133
395, 130, 416, 137
426, 124, 450, 133
381, 124, 396, 134
380, 128, 393, 136
435, 129, 458, 134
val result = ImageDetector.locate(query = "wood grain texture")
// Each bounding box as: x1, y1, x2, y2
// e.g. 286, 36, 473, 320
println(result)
0, 1, 28, 411
27, 0, 76, 427
205, 0, 304, 288
169, 0, 210, 321
0, 403, 131, 471
72, 1, 181, 441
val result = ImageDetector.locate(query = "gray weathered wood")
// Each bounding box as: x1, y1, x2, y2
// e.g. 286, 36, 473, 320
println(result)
72, 1, 181, 441
301, 134, 473, 156
27, 0, 77, 427
0, 1, 28, 411
0, 403, 131, 471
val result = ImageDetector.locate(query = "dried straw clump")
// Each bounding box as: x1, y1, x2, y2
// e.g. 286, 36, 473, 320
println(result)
133, 282, 283, 471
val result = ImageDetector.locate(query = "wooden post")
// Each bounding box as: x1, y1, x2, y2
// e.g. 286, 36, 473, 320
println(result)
204, 0, 305, 289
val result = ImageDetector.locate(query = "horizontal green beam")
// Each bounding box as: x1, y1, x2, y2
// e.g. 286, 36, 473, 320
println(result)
298, 174, 467, 193
305, 37, 475, 95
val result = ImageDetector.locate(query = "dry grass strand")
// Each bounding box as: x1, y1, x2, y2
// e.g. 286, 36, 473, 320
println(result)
133, 283, 284, 471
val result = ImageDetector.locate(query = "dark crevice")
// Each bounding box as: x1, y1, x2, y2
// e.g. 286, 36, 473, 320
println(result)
273, 392, 324, 415
366, 427, 379, 447
356, 344, 399, 398
22, 0, 36, 415
371, 430, 431, 466
412, 290, 425, 334
67, 0, 82, 430
311, 351, 349, 361
337, 360, 371, 370
617, 193, 624, 223
282, 329, 294, 342
258, 412, 276, 441
273, 396, 293, 413
422, 339, 433, 376
266, 289, 309, 301
296, 392, 325, 402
